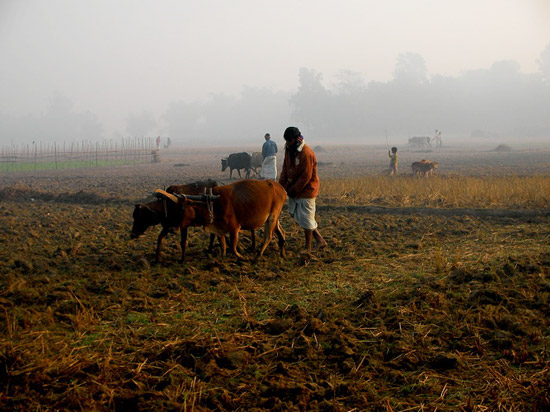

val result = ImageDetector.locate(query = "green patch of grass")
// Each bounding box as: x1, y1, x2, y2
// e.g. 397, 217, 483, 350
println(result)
81, 332, 104, 346
1, 158, 149, 173
125, 312, 151, 325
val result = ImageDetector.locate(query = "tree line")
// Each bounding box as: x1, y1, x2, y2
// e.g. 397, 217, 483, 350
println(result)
1, 46, 549, 146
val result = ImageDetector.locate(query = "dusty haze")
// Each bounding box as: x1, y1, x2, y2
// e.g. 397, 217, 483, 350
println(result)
0, 0, 549, 146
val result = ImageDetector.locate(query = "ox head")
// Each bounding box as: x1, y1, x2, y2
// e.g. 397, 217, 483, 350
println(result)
130, 203, 160, 239
221, 158, 228, 171
130, 190, 180, 239
432, 162, 439, 169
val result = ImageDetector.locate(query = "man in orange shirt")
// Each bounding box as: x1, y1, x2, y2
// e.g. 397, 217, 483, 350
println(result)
279, 126, 327, 252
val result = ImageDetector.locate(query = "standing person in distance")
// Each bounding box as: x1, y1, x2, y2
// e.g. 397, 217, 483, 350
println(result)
261, 133, 278, 179
436, 130, 442, 147
388, 146, 398, 176
279, 126, 327, 252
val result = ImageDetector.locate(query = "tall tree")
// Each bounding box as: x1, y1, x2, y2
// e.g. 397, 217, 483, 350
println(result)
289, 68, 330, 135
392, 52, 428, 86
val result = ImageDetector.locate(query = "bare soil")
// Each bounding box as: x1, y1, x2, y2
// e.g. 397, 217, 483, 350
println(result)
1, 145, 549, 411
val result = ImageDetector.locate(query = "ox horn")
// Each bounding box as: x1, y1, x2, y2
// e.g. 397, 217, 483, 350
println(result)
153, 189, 178, 203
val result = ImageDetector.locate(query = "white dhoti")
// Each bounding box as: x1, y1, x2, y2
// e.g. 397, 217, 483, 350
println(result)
288, 197, 318, 230
261, 155, 277, 179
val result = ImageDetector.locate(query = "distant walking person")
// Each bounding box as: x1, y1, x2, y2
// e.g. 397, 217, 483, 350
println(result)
388, 146, 398, 176
261, 133, 278, 179
279, 126, 327, 252
433, 129, 442, 147
156, 136, 161, 149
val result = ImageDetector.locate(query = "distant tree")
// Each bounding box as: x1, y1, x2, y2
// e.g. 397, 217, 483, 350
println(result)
0, 94, 105, 144
331, 70, 368, 137
126, 110, 156, 137
162, 87, 293, 146
289, 68, 330, 134
537, 43, 550, 83
333, 70, 366, 95
392, 52, 428, 86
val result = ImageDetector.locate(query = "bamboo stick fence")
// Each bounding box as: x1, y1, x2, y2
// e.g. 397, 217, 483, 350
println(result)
0, 137, 156, 173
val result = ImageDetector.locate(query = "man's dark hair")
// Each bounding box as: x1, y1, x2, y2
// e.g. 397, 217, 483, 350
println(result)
284, 126, 301, 140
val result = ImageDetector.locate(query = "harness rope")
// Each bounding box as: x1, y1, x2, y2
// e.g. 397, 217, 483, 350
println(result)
206, 194, 214, 224
152, 190, 218, 226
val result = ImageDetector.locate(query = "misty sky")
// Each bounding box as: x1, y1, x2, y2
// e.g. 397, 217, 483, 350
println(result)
0, 0, 548, 139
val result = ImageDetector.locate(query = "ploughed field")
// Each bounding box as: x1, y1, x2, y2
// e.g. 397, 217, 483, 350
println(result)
1, 144, 549, 411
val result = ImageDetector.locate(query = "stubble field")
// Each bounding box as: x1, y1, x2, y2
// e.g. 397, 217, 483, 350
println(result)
1, 143, 549, 411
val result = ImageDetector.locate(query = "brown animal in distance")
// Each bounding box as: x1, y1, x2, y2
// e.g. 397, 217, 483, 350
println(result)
411, 160, 439, 177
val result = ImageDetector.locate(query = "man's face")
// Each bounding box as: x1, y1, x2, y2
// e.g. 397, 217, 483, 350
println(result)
284, 136, 297, 147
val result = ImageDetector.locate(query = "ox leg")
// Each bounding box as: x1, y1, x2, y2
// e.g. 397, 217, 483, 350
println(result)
156, 227, 170, 263
250, 229, 256, 252
258, 215, 277, 257
230, 229, 245, 259
219, 235, 227, 257
207, 233, 216, 253
179, 227, 189, 262
274, 220, 286, 258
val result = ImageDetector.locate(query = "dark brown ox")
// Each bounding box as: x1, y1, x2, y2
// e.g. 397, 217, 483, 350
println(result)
131, 180, 220, 262
221, 152, 251, 179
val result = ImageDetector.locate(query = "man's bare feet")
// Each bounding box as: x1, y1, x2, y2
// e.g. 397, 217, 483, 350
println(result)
315, 240, 328, 250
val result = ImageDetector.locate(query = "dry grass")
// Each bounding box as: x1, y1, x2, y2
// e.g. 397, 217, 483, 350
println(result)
1, 147, 550, 411
321, 175, 550, 209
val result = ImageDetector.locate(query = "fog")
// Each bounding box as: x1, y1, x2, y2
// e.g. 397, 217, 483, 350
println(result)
0, 0, 549, 147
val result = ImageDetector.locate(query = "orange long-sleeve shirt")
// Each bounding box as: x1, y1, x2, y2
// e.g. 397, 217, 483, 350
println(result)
279, 143, 320, 198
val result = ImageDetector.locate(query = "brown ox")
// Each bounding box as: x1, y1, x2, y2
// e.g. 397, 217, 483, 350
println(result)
411, 160, 439, 177
167, 179, 256, 253
174, 179, 286, 260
